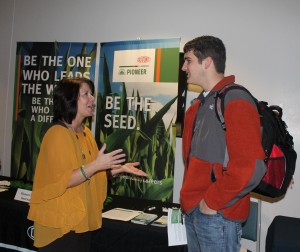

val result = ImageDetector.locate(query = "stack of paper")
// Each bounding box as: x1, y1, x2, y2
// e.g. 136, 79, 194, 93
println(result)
102, 208, 143, 221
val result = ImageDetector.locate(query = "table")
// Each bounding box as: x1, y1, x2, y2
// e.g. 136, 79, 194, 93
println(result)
92, 195, 187, 252
0, 177, 187, 252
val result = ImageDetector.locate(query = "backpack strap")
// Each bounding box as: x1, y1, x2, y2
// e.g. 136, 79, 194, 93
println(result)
215, 84, 259, 131
215, 84, 260, 169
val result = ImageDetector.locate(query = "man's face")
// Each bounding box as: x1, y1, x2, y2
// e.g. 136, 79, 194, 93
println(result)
182, 50, 204, 87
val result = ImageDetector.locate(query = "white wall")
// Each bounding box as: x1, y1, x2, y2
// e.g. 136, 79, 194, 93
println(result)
1, 0, 300, 251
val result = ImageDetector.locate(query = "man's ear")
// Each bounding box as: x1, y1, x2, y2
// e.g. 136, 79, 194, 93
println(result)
203, 56, 213, 69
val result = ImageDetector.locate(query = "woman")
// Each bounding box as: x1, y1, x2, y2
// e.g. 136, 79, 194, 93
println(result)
27, 77, 147, 251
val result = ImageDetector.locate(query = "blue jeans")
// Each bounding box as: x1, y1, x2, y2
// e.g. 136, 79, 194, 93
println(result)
184, 207, 242, 252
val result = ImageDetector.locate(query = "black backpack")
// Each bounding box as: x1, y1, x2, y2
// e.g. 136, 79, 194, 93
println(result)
215, 84, 297, 198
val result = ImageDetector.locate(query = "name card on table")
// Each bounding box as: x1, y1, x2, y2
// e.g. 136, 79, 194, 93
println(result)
14, 188, 32, 203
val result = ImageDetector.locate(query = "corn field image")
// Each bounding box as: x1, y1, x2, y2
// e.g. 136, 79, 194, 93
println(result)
95, 40, 180, 202
11, 42, 97, 181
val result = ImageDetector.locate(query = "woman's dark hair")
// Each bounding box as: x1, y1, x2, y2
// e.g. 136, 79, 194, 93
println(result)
53, 77, 95, 124
183, 35, 226, 74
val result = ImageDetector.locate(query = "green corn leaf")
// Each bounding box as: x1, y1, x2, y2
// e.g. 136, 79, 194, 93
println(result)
104, 129, 135, 152
144, 178, 174, 200
11, 118, 25, 178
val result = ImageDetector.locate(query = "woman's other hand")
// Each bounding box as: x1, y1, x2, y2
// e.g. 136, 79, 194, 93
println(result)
112, 162, 148, 177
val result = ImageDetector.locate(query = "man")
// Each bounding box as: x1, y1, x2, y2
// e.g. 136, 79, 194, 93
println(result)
180, 36, 266, 252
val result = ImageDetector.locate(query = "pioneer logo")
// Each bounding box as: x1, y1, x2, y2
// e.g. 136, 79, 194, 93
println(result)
137, 56, 151, 63
27, 226, 34, 240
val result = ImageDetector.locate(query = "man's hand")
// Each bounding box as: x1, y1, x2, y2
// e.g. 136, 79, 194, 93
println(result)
199, 199, 217, 215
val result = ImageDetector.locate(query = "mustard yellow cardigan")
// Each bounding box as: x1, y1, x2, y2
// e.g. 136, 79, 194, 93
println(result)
28, 125, 107, 247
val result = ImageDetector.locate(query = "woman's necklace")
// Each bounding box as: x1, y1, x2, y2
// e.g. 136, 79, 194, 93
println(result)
65, 123, 92, 165
75, 134, 91, 162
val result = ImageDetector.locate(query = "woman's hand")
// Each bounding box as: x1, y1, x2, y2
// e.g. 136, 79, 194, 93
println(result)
95, 144, 126, 171
112, 162, 148, 177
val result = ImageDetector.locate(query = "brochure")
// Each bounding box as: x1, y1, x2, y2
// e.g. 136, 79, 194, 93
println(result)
131, 213, 158, 225
167, 208, 187, 246
151, 215, 168, 227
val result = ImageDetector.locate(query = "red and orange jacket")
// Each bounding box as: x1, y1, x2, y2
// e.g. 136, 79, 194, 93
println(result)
180, 75, 266, 222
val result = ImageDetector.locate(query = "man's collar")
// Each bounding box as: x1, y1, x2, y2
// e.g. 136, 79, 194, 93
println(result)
212, 75, 235, 91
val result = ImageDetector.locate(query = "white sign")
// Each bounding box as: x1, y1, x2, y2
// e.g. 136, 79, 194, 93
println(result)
14, 188, 32, 203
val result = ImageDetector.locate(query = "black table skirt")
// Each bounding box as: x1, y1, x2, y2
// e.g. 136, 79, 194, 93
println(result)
0, 186, 35, 251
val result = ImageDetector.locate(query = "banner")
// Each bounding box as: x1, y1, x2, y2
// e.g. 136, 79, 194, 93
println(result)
11, 42, 97, 181
95, 38, 180, 202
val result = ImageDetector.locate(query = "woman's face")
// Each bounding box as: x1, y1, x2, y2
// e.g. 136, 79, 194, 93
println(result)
77, 82, 95, 119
